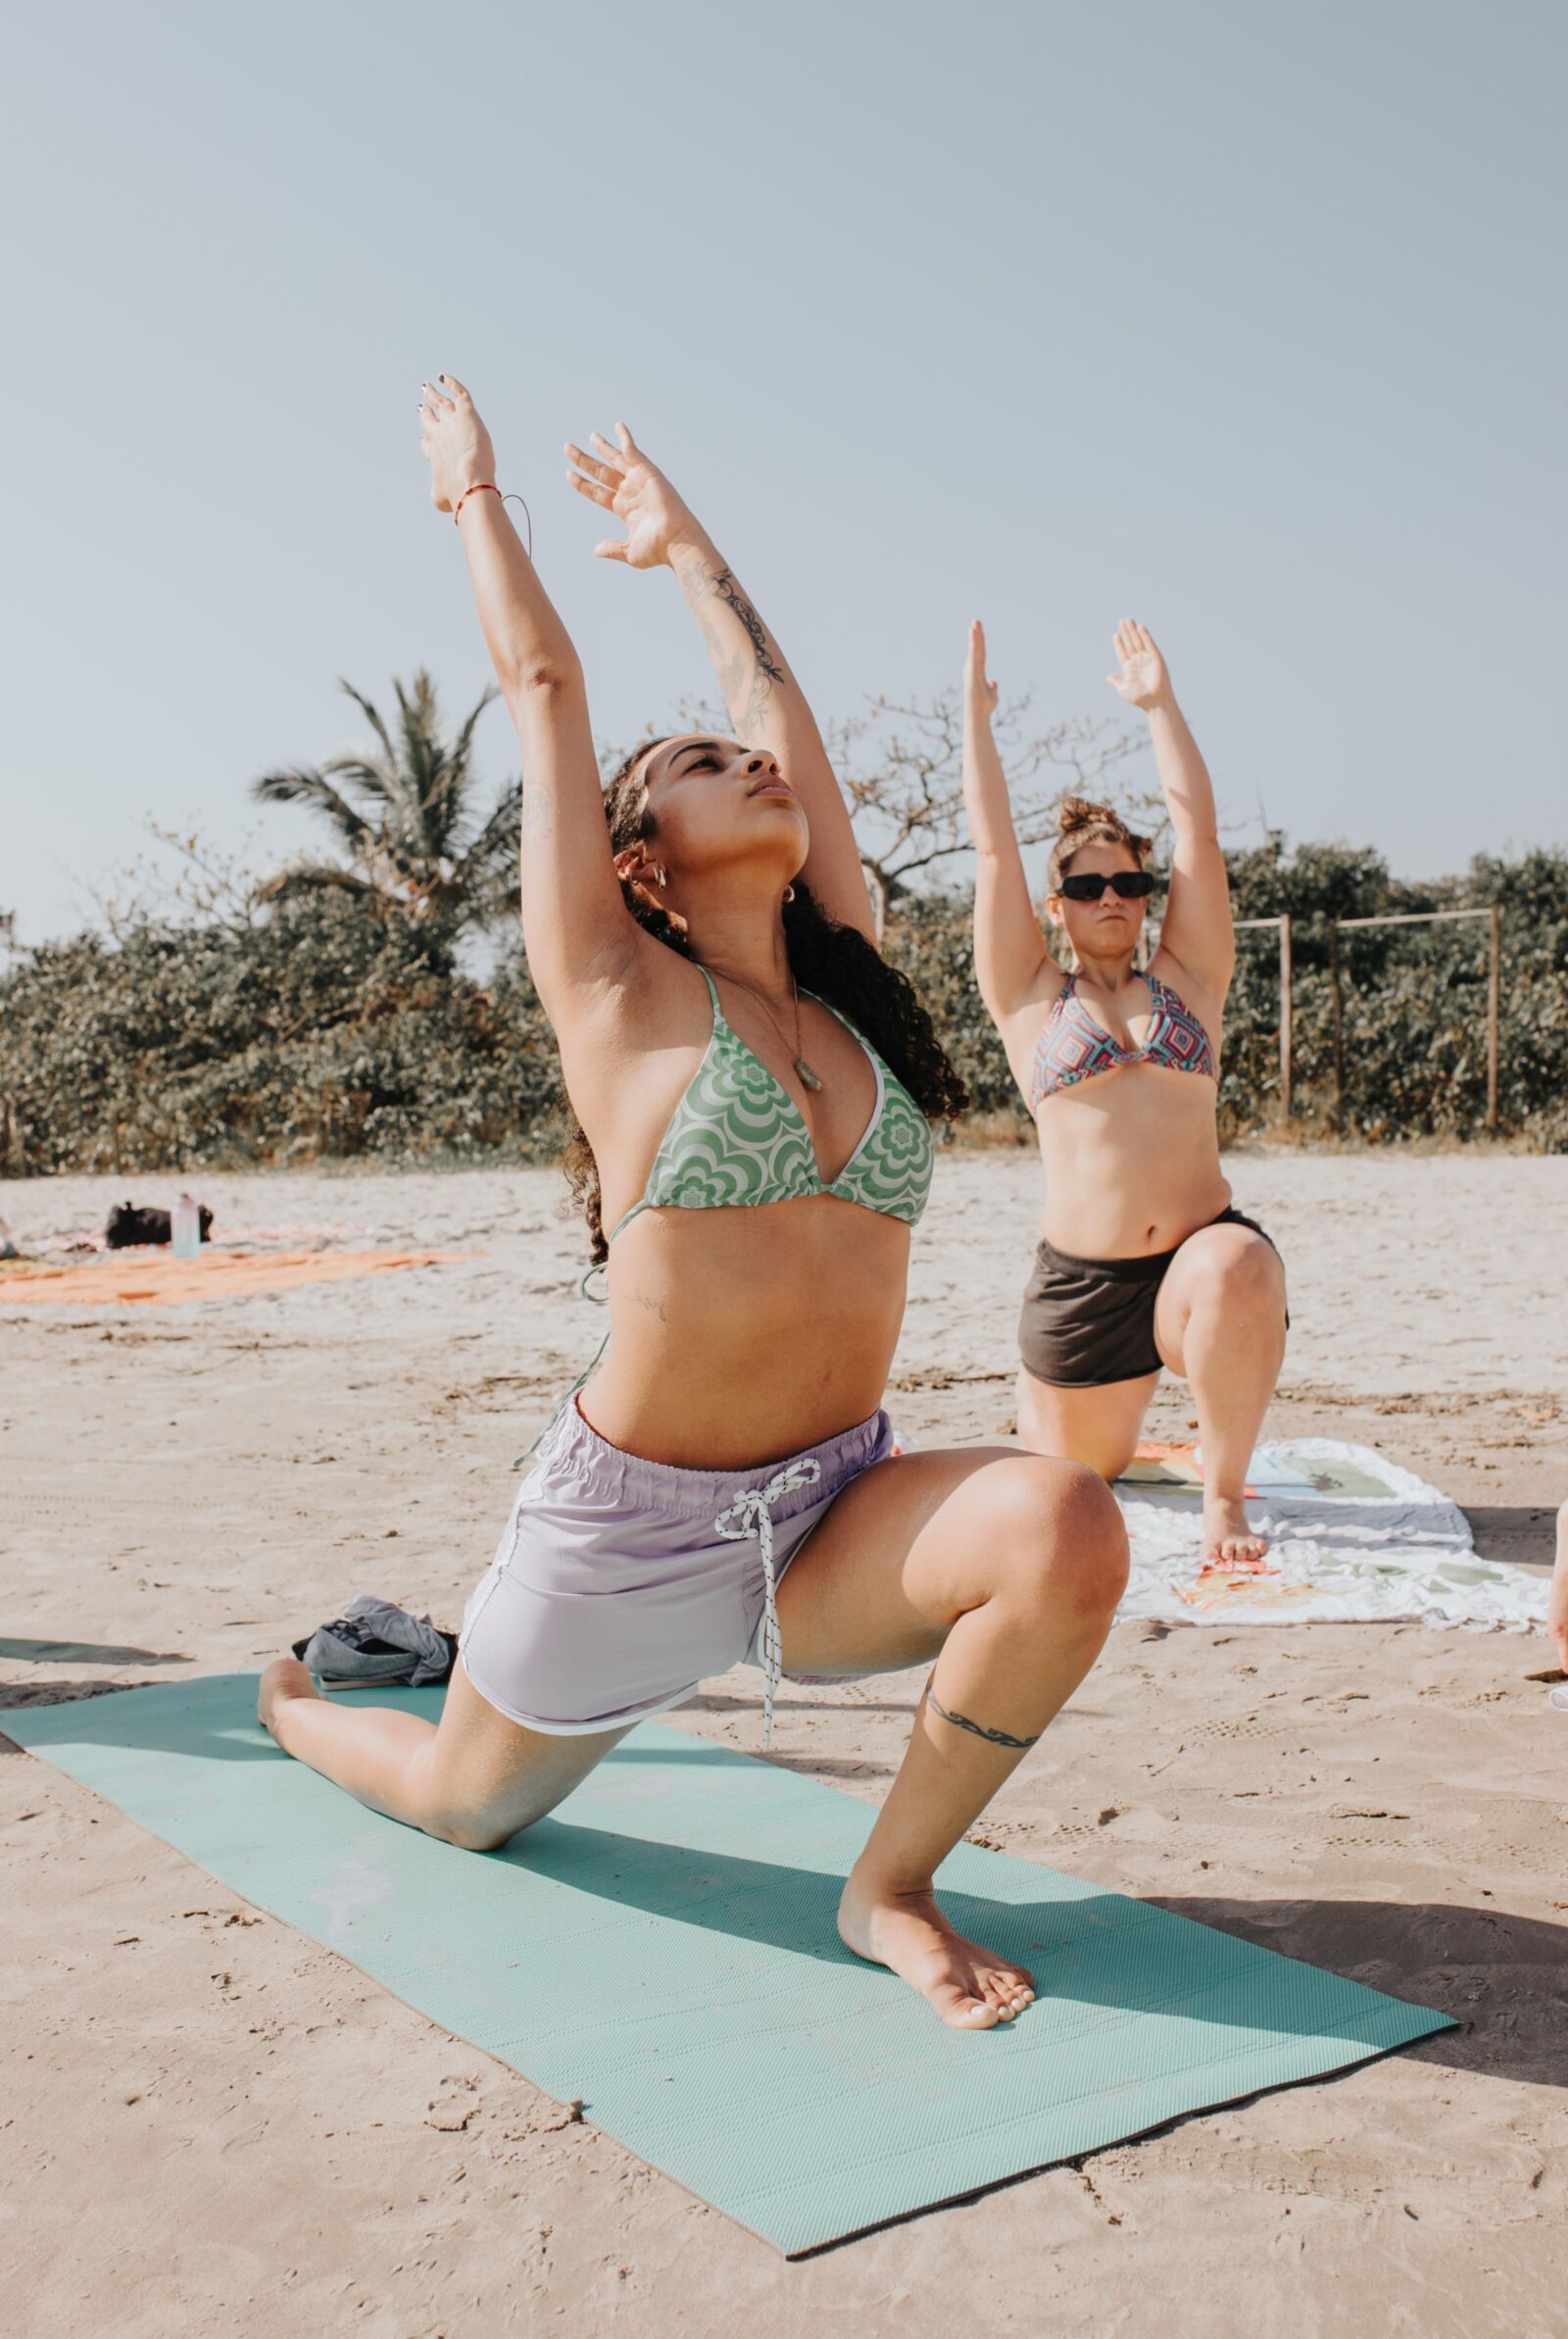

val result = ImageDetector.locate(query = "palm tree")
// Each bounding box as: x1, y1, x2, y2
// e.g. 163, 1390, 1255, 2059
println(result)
252, 672, 519, 924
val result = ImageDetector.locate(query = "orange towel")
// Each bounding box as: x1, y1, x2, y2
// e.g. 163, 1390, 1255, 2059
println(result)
0, 1249, 479, 1306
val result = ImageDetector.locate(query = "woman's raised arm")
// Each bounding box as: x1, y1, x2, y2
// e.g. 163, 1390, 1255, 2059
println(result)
963, 622, 1054, 1017
419, 377, 633, 1006
1106, 621, 1235, 998
565, 424, 876, 943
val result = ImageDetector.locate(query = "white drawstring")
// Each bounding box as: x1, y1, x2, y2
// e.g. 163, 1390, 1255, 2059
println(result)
713, 1457, 822, 1745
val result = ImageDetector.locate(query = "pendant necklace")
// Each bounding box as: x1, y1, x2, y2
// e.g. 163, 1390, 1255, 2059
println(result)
709, 966, 823, 1092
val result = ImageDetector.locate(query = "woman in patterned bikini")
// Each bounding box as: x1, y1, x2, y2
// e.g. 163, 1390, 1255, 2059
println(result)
260, 381, 1128, 2031
961, 619, 1288, 1568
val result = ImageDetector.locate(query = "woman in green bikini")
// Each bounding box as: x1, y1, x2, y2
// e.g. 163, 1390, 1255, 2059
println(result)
261, 380, 1127, 2032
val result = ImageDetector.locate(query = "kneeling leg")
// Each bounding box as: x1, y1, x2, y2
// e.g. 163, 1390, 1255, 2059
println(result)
1015, 1364, 1158, 1484
1154, 1225, 1287, 1564
259, 1657, 625, 1850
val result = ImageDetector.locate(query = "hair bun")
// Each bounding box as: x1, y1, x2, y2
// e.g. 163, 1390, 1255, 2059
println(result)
1056, 795, 1119, 838
1046, 795, 1154, 894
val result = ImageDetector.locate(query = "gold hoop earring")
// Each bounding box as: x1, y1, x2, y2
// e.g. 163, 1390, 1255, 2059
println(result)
782, 883, 796, 905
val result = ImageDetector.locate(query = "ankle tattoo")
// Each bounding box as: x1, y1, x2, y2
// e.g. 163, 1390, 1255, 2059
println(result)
927, 1687, 1040, 1750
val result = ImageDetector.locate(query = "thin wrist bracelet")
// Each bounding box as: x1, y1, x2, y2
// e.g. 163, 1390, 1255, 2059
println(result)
453, 480, 501, 524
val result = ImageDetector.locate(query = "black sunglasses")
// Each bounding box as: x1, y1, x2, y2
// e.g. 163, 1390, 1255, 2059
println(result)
1058, 870, 1157, 903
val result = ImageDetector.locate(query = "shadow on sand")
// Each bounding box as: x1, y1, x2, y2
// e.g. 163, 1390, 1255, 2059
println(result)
1152, 1893, 1565, 2088
0, 1637, 192, 1667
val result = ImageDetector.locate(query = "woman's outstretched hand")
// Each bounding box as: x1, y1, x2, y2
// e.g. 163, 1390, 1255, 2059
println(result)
565, 424, 704, 569
1106, 620, 1175, 712
417, 375, 497, 514
966, 620, 1000, 721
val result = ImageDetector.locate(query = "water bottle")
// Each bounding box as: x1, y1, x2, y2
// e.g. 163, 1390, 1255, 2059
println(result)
172, 1192, 202, 1260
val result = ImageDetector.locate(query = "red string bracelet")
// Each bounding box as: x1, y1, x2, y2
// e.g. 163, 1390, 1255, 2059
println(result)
453, 480, 501, 524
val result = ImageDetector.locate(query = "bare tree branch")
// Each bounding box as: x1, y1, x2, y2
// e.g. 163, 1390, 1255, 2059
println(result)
663, 685, 1161, 941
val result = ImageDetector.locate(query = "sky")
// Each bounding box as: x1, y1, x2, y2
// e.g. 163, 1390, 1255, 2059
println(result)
2, 0, 1562, 943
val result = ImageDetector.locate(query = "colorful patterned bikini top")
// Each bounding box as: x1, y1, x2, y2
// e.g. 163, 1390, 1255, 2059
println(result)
1028, 970, 1217, 1111
610, 968, 934, 1242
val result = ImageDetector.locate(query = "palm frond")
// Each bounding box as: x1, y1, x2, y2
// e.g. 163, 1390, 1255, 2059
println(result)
255, 674, 510, 924
389, 672, 445, 858
306, 754, 391, 804
335, 680, 423, 835
254, 862, 389, 907
250, 767, 378, 853
446, 781, 521, 919
335, 680, 402, 787
427, 682, 500, 856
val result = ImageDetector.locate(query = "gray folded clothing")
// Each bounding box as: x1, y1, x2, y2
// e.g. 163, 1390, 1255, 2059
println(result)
292, 1594, 458, 1688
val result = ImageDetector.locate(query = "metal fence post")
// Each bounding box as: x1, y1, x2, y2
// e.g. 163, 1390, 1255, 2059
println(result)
1488, 903, 1500, 1133
1278, 914, 1293, 1124
1328, 920, 1345, 1132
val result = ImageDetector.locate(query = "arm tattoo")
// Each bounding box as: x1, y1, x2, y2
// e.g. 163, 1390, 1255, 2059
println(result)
926, 1686, 1040, 1750
713, 567, 785, 691
674, 550, 786, 736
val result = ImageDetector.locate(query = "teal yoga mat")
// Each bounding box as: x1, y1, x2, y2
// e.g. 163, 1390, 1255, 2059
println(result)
5, 1676, 1454, 2255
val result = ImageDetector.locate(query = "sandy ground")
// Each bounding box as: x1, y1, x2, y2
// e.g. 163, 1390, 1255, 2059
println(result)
2, 1153, 1565, 2338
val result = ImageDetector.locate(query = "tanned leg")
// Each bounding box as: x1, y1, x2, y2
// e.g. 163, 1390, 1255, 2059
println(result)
775, 1449, 1128, 2029
258, 1658, 626, 1850
1547, 1501, 1568, 1674
1153, 1224, 1288, 1566
1014, 1364, 1158, 1482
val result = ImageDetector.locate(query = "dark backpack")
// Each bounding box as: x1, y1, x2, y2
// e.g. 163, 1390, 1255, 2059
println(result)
105, 1201, 215, 1250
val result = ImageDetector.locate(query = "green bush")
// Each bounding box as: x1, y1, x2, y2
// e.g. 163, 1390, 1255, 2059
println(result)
1219, 842, 1568, 1145
0, 895, 565, 1174
4, 842, 1565, 1176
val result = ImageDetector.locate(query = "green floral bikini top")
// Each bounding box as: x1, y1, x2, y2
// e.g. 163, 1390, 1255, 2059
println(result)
610, 967, 933, 1243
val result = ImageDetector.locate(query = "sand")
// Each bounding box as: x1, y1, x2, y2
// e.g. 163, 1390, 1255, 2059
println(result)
2, 1152, 1565, 2337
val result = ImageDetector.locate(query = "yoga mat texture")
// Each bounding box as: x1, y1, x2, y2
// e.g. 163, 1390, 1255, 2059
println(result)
5, 1675, 1454, 2256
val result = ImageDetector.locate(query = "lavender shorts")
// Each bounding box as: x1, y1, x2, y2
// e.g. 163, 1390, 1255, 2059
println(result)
459, 1397, 896, 1738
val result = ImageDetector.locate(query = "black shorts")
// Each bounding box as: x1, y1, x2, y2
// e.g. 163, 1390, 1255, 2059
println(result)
1018, 1206, 1284, 1389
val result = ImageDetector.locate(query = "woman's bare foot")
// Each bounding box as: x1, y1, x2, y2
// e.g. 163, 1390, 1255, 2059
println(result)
838, 1866, 1035, 2030
258, 1656, 322, 1743
1201, 1493, 1269, 1568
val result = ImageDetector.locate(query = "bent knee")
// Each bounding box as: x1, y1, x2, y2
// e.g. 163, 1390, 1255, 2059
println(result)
986, 1458, 1129, 1622
1205, 1235, 1285, 1307
1049, 1465, 1131, 1617
424, 1809, 522, 1855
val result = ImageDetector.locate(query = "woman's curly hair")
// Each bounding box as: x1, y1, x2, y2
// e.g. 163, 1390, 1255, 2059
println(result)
562, 739, 969, 1262
1047, 794, 1153, 894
